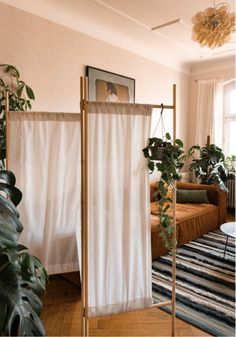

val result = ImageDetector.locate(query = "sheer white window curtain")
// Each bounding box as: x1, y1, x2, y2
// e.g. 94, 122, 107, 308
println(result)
196, 79, 223, 147
9, 112, 81, 275
87, 102, 153, 317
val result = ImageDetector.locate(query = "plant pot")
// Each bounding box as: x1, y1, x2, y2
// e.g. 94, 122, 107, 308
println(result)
151, 142, 169, 160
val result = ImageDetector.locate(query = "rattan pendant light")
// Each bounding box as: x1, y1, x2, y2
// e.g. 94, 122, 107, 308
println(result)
191, 2, 235, 48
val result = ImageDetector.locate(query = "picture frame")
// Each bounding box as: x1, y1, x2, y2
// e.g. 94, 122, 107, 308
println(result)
86, 66, 135, 103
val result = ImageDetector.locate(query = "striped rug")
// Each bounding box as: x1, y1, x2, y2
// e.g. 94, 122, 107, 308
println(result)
152, 230, 235, 337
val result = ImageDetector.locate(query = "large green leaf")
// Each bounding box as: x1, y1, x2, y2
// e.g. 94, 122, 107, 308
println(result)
0, 170, 47, 336
5, 65, 20, 79
0, 258, 45, 336
0, 182, 22, 206
0, 170, 16, 186
20, 252, 48, 297
25, 85, 35, 100
0, 172, 22, 243
175, 138, 183, 147
16, 83, 25, 98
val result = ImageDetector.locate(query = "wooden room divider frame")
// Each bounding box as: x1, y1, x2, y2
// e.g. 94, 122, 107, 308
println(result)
4, 81, 177, 337
80, 77, 177, 337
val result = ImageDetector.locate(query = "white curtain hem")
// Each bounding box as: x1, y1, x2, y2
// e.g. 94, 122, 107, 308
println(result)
88, 297, 153, 318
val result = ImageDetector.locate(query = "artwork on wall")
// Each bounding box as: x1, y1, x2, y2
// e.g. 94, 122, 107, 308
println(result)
86, 66, 135, 103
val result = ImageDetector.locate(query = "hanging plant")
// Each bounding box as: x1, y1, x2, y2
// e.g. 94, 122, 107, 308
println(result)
0, 64, 35, 168
142, 137, 171, 161
143, 132, 185, 250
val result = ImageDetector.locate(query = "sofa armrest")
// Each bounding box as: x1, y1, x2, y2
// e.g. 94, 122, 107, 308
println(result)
176, 182, 227, 224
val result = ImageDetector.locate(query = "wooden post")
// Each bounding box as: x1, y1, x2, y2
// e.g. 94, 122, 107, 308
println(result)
5, 91, 10, 170
207, 135, 210, 147
80, 76, 89, 337
171, 84, 176, 337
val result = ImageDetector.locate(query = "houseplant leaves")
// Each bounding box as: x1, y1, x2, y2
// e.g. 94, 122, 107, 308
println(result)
0, 170, 47, 336
0, 64, 35, 168
143, 133, 184, 250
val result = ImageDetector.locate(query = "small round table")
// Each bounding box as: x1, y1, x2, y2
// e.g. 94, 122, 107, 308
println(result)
220, 222, 236, 259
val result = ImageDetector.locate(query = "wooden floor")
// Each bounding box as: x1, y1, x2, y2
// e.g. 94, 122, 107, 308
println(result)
41, 273, 211, 337
41, 212, 235, 336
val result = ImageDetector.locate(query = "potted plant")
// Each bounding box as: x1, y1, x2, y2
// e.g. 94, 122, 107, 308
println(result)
0, 169, 48, 336
188, 143, 228, 191
224, 155, 236, 180
143, 132, 185, 250
0, 64, 35, 168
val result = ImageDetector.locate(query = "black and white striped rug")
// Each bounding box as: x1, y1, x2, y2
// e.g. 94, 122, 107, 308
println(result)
152, 230, 235, 337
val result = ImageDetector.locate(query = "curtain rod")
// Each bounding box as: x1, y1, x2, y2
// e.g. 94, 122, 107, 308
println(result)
7, 111, 80, 115
83, 101, 175, 110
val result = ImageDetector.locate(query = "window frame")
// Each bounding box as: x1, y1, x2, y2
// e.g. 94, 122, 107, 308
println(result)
223, 79, 236, 156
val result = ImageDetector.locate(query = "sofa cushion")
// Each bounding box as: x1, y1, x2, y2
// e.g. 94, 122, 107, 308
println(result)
151, 202, 217, 223
175, 203, 217, 222
177, 189, 209, 204
151, 203, 219, 259
176, 204, 219, 246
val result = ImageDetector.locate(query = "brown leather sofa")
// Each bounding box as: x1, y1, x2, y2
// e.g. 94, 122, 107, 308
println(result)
150, 181, 227, 260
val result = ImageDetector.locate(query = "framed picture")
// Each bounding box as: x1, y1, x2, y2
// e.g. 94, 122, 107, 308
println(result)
86, 66, 135, 103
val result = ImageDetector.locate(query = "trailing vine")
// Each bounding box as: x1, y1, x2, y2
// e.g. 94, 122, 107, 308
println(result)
143, 132, 185, 250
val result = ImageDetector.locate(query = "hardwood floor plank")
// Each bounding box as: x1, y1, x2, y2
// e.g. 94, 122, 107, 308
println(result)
41, 274, 212, 336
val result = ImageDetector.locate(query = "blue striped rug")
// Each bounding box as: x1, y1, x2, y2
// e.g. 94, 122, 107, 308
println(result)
152, 230, 235, 337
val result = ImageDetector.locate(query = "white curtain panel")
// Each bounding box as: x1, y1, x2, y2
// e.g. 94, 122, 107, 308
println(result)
9, 112, 81, 275
196, 79, 223, 147
212, 80, 223, 149
87, 102, 153, 317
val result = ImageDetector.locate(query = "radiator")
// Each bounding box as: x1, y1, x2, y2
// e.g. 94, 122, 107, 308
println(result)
226, 179, 235, 209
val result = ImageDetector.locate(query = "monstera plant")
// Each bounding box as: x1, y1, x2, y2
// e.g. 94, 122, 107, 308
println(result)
188, 143, 228, 192
0, 170, 47, 336
143, 132, 185, 250
0, 64, 35, 168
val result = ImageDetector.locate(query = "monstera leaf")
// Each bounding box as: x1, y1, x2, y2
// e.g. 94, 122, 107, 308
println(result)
0, 254, 45, 336
0, 170, 47, 336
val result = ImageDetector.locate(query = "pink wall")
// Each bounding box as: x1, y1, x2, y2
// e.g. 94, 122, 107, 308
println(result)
0, 2, 190, 146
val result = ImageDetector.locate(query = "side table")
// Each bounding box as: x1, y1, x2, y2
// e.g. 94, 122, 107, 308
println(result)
220, 222, 236, 259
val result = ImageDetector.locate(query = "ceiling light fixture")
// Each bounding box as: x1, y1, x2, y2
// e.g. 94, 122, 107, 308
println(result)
191, 1, 235, 48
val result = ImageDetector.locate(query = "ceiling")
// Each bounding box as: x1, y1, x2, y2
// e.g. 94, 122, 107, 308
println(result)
1, 0, 236, 73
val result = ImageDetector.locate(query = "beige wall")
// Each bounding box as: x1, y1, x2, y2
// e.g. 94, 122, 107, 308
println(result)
0, 2, 190, 144
2, 2, 234, 154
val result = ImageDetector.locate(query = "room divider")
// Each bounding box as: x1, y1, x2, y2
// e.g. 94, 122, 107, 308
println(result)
5, 78, 178, 336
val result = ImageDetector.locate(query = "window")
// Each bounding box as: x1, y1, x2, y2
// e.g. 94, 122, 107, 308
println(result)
223, 79, 236, 156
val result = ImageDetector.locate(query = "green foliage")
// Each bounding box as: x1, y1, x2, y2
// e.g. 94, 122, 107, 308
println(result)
143, 133, 185, 251
0, 64, 35, 168
188, 143, 228, 191
0, 170, 47, 336
224, 155, 236, 179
